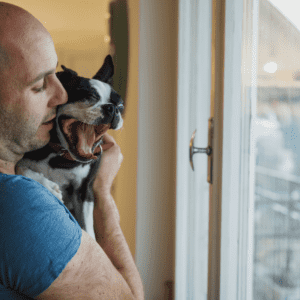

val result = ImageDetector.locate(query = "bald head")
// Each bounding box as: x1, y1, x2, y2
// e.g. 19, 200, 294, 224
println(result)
0, 2, 50, 73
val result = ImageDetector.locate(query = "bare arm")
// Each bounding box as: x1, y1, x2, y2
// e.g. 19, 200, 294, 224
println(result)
92, 133, 144, 300
93, 192, 144, 300
35, 230, 137, 300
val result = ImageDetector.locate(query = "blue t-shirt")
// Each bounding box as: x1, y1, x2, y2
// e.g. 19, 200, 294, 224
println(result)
0, 173, 82, 299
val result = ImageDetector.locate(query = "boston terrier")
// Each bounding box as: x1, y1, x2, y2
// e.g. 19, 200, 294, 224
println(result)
16, 55, 124, 239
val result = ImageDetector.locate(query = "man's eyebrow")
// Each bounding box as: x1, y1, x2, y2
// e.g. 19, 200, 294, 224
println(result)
28, 61, 59, 86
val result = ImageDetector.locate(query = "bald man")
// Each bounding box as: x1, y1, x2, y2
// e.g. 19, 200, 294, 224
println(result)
0, 2, 143, 299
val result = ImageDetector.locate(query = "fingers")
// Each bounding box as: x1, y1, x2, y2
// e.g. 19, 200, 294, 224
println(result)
101, 133, 115, 151
100, 134, 123, 165
102, 132, 115, 144
101, 142, 114, 151
93, 132, 123, 195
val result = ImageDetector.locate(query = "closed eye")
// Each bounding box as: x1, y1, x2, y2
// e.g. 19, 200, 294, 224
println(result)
33, 77, 48, 93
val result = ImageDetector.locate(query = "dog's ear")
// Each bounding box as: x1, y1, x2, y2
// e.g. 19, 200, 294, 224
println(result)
56, 65, 78, 81
60, 65, 78, 76
93, 55, 114, 84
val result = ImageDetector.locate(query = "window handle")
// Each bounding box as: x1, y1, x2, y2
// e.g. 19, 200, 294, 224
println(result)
189, 118, 214, 183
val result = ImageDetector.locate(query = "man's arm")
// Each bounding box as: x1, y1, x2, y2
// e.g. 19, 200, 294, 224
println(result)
93, 191, 144, 300
92, 133, 144, 299
35, 230, 137, 300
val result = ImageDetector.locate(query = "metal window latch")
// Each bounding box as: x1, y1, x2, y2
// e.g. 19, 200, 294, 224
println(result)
189, 117, 214, 183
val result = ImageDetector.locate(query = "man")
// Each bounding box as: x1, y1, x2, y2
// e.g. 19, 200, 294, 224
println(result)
0, 2, 144, 299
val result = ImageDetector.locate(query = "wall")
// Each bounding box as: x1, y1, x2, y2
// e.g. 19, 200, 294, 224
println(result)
9, 0, 138, 257
136, 0, 178, 298
8, 1, 178, 298
113, 0, 139, 261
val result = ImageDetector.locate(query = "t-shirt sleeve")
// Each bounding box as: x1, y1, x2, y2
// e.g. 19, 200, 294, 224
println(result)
0, 175, 82, 298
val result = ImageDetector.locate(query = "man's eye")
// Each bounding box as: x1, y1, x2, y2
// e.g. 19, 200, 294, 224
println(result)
33, 79, 47, 93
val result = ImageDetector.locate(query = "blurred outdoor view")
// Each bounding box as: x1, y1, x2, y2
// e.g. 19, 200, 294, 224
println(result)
253, 0, 300, 298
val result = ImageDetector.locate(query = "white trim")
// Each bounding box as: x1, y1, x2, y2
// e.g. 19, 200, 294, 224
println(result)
175, 0, 191, 297
174, 0, 191, 298
220, 0, 245, 299
175, 0, 212, 299
246, 1, 259, 299
220, 0, 259, 299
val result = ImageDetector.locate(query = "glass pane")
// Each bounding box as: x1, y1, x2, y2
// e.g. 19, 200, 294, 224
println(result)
253, 0, 300, 298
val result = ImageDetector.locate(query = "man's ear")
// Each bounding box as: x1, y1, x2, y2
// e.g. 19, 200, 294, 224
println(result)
92, 55, 114, 84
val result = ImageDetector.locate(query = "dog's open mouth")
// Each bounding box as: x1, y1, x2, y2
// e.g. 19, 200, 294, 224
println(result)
61, 118, 110, 160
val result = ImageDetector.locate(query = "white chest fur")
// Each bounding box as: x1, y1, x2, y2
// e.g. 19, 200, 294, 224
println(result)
16, 153, 91, 194
16, 155, 96, 240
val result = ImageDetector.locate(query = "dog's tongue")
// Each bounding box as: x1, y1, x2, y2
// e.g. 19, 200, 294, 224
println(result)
61, 119, 108, 159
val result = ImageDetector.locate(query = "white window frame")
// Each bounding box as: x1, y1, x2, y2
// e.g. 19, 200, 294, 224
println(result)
175, 0, 212, 299
219, 0, 260, 298
220, 0, 259, 299
176, 0, 259, 299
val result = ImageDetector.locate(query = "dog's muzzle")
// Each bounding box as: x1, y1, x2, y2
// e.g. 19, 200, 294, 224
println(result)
101, 103, 124, 129
55, 102, 123, 163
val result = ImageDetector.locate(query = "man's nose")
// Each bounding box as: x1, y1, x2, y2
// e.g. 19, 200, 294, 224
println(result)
54, 78, 68, 106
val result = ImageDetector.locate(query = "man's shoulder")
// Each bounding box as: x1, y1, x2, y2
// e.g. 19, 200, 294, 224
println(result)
0, 173, 63, 213
0, 173, 83, 299
0, 172, 41, 189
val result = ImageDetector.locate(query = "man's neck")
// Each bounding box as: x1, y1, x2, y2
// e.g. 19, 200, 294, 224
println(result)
0, 160, 16, 175
0, 143, 24, 175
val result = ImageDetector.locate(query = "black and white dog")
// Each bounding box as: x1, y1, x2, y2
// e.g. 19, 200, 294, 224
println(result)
16, 55, 124, 239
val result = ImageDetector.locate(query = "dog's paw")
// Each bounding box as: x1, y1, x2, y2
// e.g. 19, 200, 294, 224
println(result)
43, 179, 64, 203
18, 168, 64, 203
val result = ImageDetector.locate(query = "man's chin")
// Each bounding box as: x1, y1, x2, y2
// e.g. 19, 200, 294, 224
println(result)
26, 139, 49, 153
29, 128, 51, 151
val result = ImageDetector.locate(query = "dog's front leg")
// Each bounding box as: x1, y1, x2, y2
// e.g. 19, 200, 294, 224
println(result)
15, 166, 64, 203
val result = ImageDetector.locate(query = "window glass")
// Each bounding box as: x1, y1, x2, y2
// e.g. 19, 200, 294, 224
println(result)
254, 0, 300, 298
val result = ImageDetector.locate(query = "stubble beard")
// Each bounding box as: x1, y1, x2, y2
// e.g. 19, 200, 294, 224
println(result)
26, 125, 51, 152
0, 109, 51, 159
12, 120, 50, 154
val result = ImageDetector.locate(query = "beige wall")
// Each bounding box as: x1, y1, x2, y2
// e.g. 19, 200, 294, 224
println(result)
113, 0, 139, 259
9, 1, 178, 298
9, 0, 139, 256
136, 0, 177, 298
111, 0, 139, 259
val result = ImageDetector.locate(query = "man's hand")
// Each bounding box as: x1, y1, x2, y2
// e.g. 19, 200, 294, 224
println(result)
93, 133, 123, 199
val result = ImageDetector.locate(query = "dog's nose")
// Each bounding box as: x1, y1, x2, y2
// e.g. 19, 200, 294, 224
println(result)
102, 104, 116, 123
102, 103, 115, 115
110, 89, 124, 107
103, 102, 123, 115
